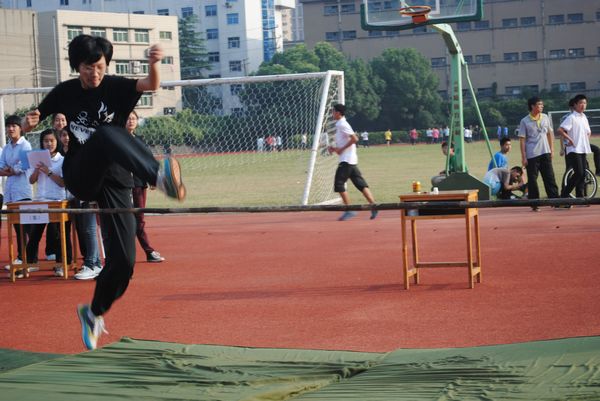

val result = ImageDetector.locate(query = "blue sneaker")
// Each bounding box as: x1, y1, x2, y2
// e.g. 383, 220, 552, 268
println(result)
77, 304, 107, 350
157, 157, 186, 201
370, 210, 378, 220
338, 211, 357, 221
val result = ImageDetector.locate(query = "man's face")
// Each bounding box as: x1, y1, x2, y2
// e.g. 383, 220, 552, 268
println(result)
6, 123, 21, 142
574, 99, 587, 114
502, 140, 511, 153
532, 101, 544, 114
510, 170, 521, 182
78, 56, 107, 89
331, 109, 342, 120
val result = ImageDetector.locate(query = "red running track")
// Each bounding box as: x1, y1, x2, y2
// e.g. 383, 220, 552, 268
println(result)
1, 206, 599, 354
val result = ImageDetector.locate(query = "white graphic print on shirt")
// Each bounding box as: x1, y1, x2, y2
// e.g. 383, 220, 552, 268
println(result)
70, 102, 115, 144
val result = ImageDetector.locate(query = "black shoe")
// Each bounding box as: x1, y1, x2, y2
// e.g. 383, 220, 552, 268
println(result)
554, 204, 572, 209
147, 251, 165, 263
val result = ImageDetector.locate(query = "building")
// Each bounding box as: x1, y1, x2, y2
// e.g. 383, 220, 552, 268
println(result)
0, 8, 40, 112
4, 0, 296, 79
281, 0, 305, 47
299, 0, 600, 98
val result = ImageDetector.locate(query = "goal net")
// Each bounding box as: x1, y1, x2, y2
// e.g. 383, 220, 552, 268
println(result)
0, 71, 344, 208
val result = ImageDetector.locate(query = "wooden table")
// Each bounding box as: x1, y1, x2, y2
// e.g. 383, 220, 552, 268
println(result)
399, 190, 482, 289
6, 200, 73, 282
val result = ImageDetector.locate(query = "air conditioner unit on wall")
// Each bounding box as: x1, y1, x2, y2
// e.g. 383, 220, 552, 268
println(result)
131, 61, 141, 74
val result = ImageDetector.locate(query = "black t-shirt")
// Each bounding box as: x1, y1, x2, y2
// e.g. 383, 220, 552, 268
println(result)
37, 75, 141, 188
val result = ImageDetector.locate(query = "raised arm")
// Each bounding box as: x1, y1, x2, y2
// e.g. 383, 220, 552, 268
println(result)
136, 44, 163, 92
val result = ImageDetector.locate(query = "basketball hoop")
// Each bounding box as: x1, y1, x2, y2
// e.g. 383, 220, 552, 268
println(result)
399, 5, 431, 24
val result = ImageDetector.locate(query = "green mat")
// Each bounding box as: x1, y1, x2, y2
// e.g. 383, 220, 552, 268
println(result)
1, 337, 600, 400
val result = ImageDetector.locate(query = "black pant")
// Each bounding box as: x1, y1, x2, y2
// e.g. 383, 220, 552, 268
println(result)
132, 187, 154, 255
526, 153, 559, 200
26, 222, 72, 264
63, 125, 160, 317
562, 153, 587, 198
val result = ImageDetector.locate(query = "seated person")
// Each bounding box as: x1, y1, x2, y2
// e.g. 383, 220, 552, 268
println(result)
431, 141, 457, 188
484, 166, 527, 199
488, 137, 511, 171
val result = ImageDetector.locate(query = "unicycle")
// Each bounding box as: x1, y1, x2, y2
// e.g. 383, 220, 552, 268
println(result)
561, 167, 597, 198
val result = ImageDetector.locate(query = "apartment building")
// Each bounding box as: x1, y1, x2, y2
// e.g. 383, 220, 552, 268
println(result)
299, 0, 600, 98
5, 0, 296, 79
281, 0, 305, 46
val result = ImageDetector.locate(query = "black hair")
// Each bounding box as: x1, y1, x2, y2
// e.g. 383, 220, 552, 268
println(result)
510, 166, 523, 175
39, 128, 62, 154
571, 94, 587, 105
441, 141, 454, 150
500, 137, 511, 146
333, 104, 346, 115
527, 96, 542, 112
5, 114, 22, 127
68, 34, 113, 70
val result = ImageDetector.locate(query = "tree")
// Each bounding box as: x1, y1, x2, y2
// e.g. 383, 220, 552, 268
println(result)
178, 14, 209, 79
370, 48, 444, 130
345, 58, 383, 127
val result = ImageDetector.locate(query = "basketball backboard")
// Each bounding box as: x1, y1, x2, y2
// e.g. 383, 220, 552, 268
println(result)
361, 0, 483, 31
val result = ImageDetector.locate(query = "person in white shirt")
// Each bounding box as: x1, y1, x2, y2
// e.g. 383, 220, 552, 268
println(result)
328, 104, 378, 221
558, 94, 592, 202
26, 128, 70, 275
0, 115, 33, 264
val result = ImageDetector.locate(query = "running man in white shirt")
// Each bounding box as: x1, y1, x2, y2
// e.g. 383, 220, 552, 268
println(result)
328, 104, 378, 221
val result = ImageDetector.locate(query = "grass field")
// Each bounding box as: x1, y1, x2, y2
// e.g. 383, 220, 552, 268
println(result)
146, 137, 600, 208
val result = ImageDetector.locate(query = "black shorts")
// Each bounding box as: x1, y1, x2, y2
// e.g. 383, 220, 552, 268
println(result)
334, 162, 369, 193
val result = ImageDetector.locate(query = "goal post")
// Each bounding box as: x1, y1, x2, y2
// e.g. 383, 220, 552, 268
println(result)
0, 71, 345, 208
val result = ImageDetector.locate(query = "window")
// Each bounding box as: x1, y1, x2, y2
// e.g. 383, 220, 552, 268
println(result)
502, 18, 518, 28
134, 29, 149, 43
113, 28, 128, 42
26, 0, 31, 6
521, 51, 537, 61
229, 60, 242, 72
161, 56, 174, 65
115, 61, 130, 75
341, 4, 355, 13
368, 30, 383, 37
138, 93, 153, 107
325, 31, 339, 41
208, 74, 221, 78
228, 36, 240, 48
475, 54, 491, 64
474, 20, 489, 29
159, 31, 172, 40
342, 30, 356, 40
164, 107, 176, 115
324, 5, 337, 15
431, 57, 446, 67
385, 30, 399, 36
597, 11, 600, 21
230, 84, 243, 95
67, 26, 83, 40
369, 2, 382, 11
90, 27, 106, 38
548, 14, 564, 24
133, 10, 144, 14
131, 60, 149, 75
205, 5, 217, 16
227, 13, 239, 24
463, 55, 473, 63
208, 52, 220, 62
568, 48, 585, 57
567, 13, 583, 23
477, 87, 493, 97
206, 29, 218, 40
383, 1, 393, 9
503, 52, 519, 61
550, 83, 568, 92
506, 86, 522, 95
157, 8, 169, 16
181, 6, 193, 17
570, 82, 586, 91
522, 85, 539, 93
60, 0, 69, 5
520, 16, 536, 26
412, 26, 426, 34
456, 21, 471, 31
549, 49, 566, 58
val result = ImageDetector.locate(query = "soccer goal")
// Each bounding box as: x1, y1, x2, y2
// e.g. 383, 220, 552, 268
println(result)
0, 71, 345, 208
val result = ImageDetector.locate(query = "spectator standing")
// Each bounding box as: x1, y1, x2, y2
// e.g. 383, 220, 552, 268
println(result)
432, 127, 440, 144
464, 126, 473, 143
426, 128, 433, 144
409, 128, 419, 145
558, 94, 592, 202
384, 129, 392, 146
127, 111, 165, 262
518, 96, 559, 211
503, 126, 509, 139
0, 115, 33, 270
360, 131, 369, 147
